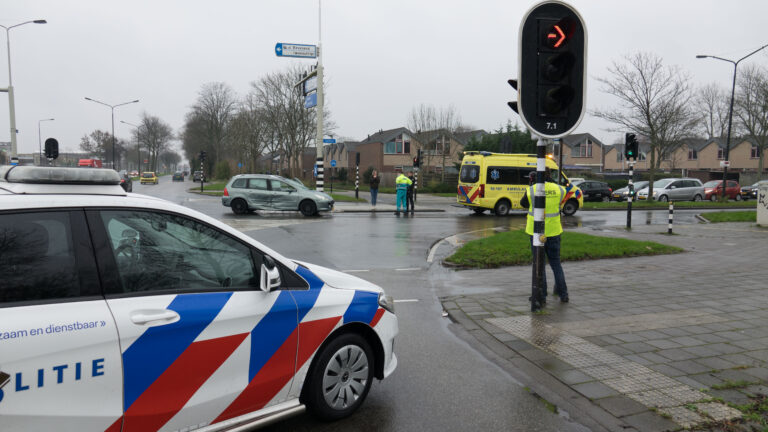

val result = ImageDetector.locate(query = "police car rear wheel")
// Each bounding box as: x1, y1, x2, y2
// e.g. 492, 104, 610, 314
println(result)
562, 199, 578, 216
493, 200, 510, 216
305, 333, 373, 420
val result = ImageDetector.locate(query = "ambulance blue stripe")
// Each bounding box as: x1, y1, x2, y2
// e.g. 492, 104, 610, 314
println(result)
122, 292, 233, 411
343, 291, 379, 324
247, 266, 325, 381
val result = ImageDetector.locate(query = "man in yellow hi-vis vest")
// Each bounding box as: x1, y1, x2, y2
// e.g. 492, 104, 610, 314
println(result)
520, 170, 569, 303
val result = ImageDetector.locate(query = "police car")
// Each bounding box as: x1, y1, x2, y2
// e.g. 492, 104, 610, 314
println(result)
0, 166, 398, 431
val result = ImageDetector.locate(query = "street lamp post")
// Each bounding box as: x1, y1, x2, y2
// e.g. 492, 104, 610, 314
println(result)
697, 43, 768, 199
0, 19, 47, 161
38, 117, 54, 164
120, 120, 141, 174
84, 97, 139, 170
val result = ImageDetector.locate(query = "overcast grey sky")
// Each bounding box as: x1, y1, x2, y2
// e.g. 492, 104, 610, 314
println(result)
2, 0, 767, 156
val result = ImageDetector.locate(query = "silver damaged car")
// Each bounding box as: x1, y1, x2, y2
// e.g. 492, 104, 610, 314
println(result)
222, 174, 334, 216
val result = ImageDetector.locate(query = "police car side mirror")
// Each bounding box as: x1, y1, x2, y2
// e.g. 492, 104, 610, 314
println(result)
260, 255, 281, 292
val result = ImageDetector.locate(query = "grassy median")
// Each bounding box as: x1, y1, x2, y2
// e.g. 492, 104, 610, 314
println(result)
445, 230, 683, 268
700, 210, 757, 223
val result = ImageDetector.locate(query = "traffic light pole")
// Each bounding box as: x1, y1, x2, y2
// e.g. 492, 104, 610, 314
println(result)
531, 136, 547, 312
314, 3, 325, 193
626, 161, 634, 229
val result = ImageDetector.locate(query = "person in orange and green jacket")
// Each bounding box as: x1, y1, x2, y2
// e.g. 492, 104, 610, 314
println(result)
395, 172, 412, 216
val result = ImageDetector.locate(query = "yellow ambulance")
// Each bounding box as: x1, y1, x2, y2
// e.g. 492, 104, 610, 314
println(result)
457, 152, 583, 216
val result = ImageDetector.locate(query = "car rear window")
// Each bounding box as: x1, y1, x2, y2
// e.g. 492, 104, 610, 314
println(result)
231, 178, 247, 188
460, 165, 480, 183
0, 212, 82, 304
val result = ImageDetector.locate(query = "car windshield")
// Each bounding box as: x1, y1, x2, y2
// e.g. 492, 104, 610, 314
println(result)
703, 180, 720, 188
635, 181, 649, 189
285, 178, 309, 190
652, 179, 673, 188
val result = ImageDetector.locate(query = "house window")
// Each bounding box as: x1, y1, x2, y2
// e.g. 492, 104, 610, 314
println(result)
751, 145, 760, 159
616, 151, 624, 162
661, 151, 671, 161
688, 149, 698, 160
384, 134, 410, 154
717, 147, 724, 160
638, 152, 646, 161
573, 141, 592, 158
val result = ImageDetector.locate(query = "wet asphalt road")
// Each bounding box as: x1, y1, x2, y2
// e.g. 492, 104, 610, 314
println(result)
131, 178, 711, 431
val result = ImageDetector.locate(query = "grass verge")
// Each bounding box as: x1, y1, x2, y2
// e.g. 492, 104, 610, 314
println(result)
700, 211, 757, 223
445, 230, 683, 268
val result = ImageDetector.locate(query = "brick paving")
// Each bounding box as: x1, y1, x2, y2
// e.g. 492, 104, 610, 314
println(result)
438, 222, 768, 431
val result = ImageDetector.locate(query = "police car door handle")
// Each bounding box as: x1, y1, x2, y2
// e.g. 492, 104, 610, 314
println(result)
130, 309, 180, 326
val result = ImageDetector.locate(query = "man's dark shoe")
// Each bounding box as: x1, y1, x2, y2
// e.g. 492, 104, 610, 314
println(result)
560, 295, 569, 303
395, 211, 400, 216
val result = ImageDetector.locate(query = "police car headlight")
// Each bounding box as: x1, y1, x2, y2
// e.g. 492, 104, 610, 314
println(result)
378, 292, 395, 314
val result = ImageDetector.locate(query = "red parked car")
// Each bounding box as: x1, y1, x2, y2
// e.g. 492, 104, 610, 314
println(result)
703, 180, 741, 201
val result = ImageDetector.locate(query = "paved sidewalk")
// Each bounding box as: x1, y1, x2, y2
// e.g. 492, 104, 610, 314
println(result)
438, 222, 768, 431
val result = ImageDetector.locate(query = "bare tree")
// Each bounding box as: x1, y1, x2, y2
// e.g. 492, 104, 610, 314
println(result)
135, 113, 173, 172
191, 82, 238, 166
79, 130, 127, 165
735, 64, 768, 180
408, 104, 439, 171
229, 92, 269, 173
696, 83, 730, 139
249, 65, 332, 177
437, 105, 463, 181
593, 52, 699, 198
159, 150, 182, 172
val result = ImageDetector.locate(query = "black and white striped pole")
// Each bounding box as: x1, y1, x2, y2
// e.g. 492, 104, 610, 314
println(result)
531, 136, 547, 312
668, 202, 674, 234
626, 161, 634, 229
355, 153, 360, 199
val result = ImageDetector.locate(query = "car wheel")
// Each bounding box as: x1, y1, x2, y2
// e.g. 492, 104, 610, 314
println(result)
493, 199, 510, 216
300, 200, 318, 216
562, 198, 578, 216
710, 194, 717, 202
693, 194, 702, 202
231, 198, 248, 215
304, 333, 373, 421
735, 194, 742, 201
472, 208, 486, 215
658, 195, 668, 202
602, 195, 610, 202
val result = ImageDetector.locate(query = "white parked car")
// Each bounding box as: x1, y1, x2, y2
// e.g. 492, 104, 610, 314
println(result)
636, 178, 704, 202
0, 166, 397, 431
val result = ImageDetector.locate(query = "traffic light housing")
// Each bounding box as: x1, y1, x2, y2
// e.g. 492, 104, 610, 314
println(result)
199, 151, 207, 161
414, 149, 422, 167
625, 133, 638, 160
44, 138, 59, 160
513, 1, 587, 138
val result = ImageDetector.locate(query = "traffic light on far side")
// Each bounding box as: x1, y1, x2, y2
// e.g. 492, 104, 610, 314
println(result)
44, 138, 59, 160
515, 1, 587, 138
625, 133, 638, 160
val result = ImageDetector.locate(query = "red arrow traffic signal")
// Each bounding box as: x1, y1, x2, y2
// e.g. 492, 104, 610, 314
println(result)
547, 25, 566, 48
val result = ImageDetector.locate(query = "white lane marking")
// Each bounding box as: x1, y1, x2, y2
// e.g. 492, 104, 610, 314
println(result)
427, 239, 445, 263
342, 269, 370, 273
394, 299, 419, 303
395, 267, 420, 271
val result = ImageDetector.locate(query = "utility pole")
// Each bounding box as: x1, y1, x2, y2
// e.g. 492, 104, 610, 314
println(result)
314, 0, 325, 192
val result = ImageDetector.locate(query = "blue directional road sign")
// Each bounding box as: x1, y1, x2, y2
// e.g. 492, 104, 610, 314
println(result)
323, 138, 336, 144
331, 159, 337, 167
275, 43, 318, 59
305, 92, 317, 109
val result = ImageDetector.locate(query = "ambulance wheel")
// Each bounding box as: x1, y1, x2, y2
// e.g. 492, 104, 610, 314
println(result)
493, 200, 510, 216
472, 208, 486, 215
562, 199, 578, 216
304, 333, 373, 421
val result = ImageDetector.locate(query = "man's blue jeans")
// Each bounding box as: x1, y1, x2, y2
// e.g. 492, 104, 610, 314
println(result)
370, 188, 378, 205
529, 235, 568, 299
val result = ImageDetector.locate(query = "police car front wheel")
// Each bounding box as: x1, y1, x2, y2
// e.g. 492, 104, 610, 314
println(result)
304, 333, 374, 420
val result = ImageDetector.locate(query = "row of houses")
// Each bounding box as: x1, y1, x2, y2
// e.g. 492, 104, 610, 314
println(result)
262, 127, 765, 184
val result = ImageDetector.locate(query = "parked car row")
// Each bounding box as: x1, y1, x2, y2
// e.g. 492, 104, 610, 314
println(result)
571, 180, 612, 202
637, 178, 704, 202
741, 182, 760, 200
